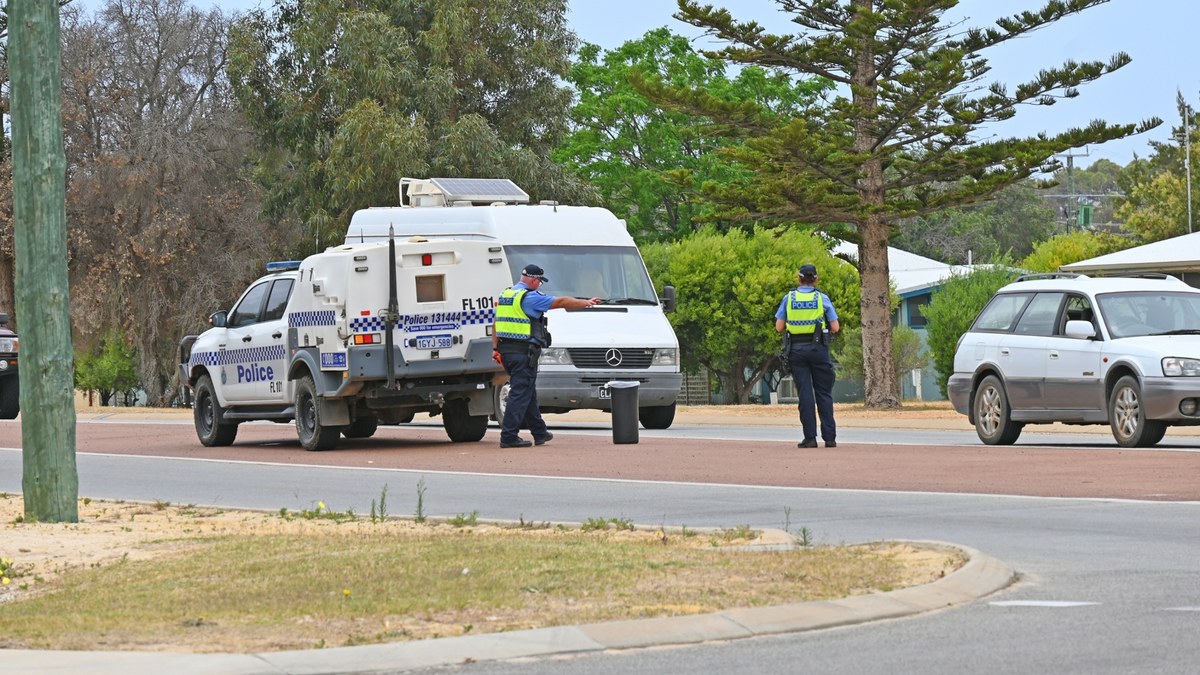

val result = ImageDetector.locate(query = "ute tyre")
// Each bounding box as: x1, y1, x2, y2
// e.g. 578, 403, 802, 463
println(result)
194, 375, 238, 446
491, 381, 510, 422
1109, 375, 1167, 447
0, 375, 19, 419
638, 402, 676, 430
973, 375, 1023, 445
444, 399, 488, 442
343, 415, 379, 439
295, 375, 342, 451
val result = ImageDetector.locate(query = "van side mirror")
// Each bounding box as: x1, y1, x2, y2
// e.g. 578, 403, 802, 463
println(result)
209, 310, 228, 328
661, 285, 676, 313
0, 313, 9, 326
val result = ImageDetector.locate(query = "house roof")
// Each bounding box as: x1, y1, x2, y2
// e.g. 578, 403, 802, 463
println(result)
833, 241, 970, 297
1060, 231, 1200, 274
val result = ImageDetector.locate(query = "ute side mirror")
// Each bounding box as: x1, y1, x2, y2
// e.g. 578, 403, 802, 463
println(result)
661, 285, 676, 313
209, 310, 228, 328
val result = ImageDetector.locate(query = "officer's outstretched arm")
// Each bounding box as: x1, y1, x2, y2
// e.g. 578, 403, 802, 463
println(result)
551, 296, 600, 310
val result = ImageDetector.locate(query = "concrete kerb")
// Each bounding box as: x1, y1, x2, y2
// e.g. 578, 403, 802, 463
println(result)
0, 540, 1016, 675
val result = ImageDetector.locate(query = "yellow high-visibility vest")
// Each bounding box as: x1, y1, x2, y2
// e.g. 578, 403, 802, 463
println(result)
496, 287, 532, 340
785, 290, 824, 335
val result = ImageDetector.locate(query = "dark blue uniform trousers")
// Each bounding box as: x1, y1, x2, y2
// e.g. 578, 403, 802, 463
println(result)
788, 341, 837, 444
499, 347, 549, 444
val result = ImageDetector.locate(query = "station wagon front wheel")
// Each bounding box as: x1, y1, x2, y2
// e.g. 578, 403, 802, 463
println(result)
973, 375, 1023, 445
1108, 375, 1167, 447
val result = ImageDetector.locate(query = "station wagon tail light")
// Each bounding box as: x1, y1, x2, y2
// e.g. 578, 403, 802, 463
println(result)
1162, 357, 1200, 376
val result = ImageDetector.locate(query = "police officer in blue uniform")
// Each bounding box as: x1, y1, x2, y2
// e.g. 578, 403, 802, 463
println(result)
775, 263, 840, 448
492, 264, 600, 448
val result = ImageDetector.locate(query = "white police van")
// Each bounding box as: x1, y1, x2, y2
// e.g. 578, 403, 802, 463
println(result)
178, 236, 509, 450
345, 178, 683, 429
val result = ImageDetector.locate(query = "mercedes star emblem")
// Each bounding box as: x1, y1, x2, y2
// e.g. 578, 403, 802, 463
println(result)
605, 348, 623, 367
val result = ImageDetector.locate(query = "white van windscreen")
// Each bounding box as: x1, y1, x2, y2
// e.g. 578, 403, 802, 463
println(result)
503, 245, 658, 304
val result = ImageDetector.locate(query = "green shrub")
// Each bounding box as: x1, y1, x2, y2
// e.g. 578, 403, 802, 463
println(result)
924, 260, 1021, 397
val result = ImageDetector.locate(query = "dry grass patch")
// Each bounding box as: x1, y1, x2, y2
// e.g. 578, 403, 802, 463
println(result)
0, 495, 964, 653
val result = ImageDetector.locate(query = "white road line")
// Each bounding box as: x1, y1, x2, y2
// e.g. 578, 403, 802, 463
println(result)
990, 601, 1100, 608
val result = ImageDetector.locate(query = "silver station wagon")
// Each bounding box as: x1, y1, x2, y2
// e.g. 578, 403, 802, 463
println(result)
948, 273, 1200, 447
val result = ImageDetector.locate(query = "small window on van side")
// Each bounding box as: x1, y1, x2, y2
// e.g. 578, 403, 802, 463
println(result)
416, 275, 445, 303
972, 292, 1033, 332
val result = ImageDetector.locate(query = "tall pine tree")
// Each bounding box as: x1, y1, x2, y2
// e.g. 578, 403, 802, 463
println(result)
661, 0, 1159, 407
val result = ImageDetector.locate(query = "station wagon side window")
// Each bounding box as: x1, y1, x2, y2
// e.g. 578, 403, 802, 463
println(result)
1059, 294, 1097, 336
972, 292, 1033, 332
1014, 292, 1064, 336
228, 281, 271, 328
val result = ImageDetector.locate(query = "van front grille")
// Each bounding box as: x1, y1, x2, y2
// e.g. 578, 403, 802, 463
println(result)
567, 348, 654, 369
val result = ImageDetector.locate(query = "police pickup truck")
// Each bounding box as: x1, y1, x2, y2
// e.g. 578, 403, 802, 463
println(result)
178, 236, 509, 450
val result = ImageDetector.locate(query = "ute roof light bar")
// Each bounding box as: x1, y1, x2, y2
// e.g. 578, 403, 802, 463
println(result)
266, 260, 302, 273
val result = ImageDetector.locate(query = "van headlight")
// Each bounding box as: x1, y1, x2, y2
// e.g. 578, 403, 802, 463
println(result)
1162, 357, 1200, 376
651, 348, 678, 366
539, 347, 573, 365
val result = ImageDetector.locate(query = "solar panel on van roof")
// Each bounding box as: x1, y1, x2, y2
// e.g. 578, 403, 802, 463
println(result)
429, 178, 529, 204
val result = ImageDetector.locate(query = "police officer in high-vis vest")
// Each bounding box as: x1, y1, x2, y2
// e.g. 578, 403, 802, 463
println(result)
775, 263, 840, 448
492, 264, 600, 448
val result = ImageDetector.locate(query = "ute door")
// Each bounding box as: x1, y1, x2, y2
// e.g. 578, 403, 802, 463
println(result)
220, 278, 292, 404
219, 280, 269, 403
248, 278, 293, 402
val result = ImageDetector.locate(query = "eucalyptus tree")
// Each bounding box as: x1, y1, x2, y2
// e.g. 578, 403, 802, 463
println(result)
228, 0, 593, 246
53, 0, 279, 405
654, 0, 1159, 408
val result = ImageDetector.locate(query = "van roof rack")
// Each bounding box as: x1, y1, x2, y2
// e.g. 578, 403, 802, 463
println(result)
1015, 272, 1082, 282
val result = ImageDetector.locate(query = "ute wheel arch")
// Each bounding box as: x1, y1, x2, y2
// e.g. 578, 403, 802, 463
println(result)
444, 398, 488, 442
193, 373, 238, 446
295, 374, 344, 451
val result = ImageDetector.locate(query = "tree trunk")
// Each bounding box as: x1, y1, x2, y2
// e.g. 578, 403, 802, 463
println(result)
850, 0, 900, 409
858, 217, 900, 408
11, 0, 79, 522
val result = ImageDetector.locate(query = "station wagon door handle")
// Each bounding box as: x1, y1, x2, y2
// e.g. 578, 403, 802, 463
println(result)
242, 335, 252, 343
1000, 347, 1010, 356
1049, 351, 1060, 359
272, 331, 283, 339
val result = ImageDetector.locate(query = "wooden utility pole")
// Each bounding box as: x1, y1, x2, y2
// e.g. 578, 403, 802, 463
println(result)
11, 0, 79, 521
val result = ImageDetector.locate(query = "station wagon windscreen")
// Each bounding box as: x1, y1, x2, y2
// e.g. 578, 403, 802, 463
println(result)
503, 245, 658, 303
1097, 291, 1200, 338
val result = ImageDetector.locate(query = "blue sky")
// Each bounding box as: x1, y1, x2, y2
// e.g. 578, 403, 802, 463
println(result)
101, 0, 1197, 169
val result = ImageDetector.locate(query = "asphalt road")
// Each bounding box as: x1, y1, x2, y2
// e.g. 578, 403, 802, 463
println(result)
3, 414, 1200, 674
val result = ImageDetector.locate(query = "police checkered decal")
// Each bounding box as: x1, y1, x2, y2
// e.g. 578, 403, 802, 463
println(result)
190, 344, 286, 368
351, 316, 387, 332
289, 310, 336, 328
349, 309, 496, 333
460, 308, 494, 325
